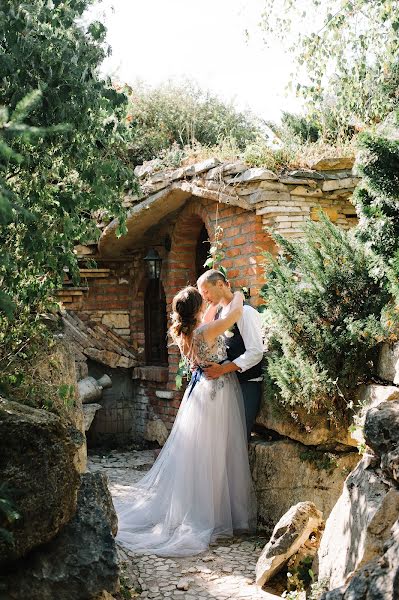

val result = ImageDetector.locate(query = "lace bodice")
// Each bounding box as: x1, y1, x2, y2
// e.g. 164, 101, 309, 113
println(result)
186, 328, 227, 369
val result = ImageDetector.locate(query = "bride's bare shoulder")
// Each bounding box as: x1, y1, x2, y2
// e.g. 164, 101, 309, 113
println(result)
193, 325, 208, 342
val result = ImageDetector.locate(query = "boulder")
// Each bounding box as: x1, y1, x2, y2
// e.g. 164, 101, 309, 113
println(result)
249, 439, 359, 536
364, 399, 399, 457
144, 418, 169, 446
83, 403, 102, 431
4, 472, 119, 600
32, 338, 87, 472
321, 519, 399, 600
256, 501, 323, 586
351, 385, 399, 447
317, 455, 399, 589
381, 444, 399, 483
256, 395, 355, 448
377, 341, 399, 384
0, 398, 82, 564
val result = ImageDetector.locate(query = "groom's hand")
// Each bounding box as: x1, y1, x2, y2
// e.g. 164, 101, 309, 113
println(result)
203, 361, 240, 380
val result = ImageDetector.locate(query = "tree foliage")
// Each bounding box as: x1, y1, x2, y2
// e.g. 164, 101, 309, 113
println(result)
261, 0, 399, 134
262, 214, 397, 413
0, 0, 136, 392
353, 111, 399, 263
124, 81, 264, 165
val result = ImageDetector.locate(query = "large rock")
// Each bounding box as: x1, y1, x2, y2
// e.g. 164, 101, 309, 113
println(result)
317, 455, 399, 589
144, 418, 169, 446
249, 439, 359, 536
33, 338, 87, 472
83, 403, 102, 431
364, 399, 399, 457
4, 472, 119, 600
256, 501, 323, 586
0, 398, 82, 564
377, 341, 399, 384
351, 385, 399, 447
321, 519, 399, 600
256, 395, 354, 448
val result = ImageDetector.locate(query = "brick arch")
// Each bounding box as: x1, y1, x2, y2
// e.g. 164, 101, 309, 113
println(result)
163, 200, 213, 305
163, 200, 212, 392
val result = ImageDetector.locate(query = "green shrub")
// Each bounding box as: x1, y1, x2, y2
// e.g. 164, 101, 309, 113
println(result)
125, 81, 264, 165
262, 213, 397, 414
354, 112, 399, 262
281, 112, 321, 143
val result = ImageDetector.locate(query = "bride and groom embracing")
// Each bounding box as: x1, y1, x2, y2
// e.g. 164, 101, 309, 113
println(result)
116, 269, 264, 557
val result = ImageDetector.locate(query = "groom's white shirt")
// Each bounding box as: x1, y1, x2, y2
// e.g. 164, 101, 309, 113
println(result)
219, 302, 264, 381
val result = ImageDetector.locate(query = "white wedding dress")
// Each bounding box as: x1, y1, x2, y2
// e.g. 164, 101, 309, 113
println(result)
115, 328, 256, 556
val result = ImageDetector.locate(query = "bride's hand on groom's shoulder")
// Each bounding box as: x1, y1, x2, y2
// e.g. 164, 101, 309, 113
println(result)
233, 291, 244, 302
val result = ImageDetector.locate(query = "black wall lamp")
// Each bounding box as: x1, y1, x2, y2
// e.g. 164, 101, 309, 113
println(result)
143, 248, 162, 280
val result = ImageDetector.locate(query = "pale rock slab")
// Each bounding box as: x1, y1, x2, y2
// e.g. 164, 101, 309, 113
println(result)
310, 157, 355, 170
144, 418, 169, 446
102, 312, 130, 330
83, 403, 102, 430
231, 167, 279, 183
256, 394, 355, 448
256, 501, 323, 586
377, 341, 399, 384
317, 455, 399, 589
249, 439, 359, 536
321, 519, 399, 600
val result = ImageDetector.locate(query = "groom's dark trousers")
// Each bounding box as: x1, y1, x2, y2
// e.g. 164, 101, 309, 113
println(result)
240, 381, 262, 441
221, 319, 263, 441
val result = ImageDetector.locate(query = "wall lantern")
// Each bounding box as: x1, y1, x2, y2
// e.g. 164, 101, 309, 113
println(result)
143, 248, 162, 280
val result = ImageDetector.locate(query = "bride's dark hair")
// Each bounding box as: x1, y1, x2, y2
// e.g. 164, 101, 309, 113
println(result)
169, 286, 203, 341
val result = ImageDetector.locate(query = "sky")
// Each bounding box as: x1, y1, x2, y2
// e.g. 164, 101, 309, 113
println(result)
88, 0, 304, 123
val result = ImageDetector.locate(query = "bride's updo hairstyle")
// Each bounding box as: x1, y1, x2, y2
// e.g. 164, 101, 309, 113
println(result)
169, 286, 203, 341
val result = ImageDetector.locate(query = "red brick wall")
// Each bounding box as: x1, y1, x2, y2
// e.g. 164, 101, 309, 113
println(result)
72, 197, 276, 436
158, 197, 275, 428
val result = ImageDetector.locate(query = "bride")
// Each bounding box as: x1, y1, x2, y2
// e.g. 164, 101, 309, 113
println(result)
115, 285, 256, 556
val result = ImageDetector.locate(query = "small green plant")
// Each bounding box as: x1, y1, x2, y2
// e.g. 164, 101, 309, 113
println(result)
308, 577, 330, 600
203, 223, 226, 278
0, 483, 20, 546
284, 555, 314, 597
57, 384, 76, 409
299, 450, 339, 473
175, 358, 192, 391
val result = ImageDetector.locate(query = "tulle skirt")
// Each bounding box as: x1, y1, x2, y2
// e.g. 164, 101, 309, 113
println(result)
115, 372, 256, 557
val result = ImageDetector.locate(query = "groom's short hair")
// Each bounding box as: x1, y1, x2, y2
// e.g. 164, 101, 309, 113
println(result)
197, 269, 227, 286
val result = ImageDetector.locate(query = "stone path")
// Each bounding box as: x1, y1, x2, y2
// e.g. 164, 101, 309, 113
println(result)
88, 450, 281, 600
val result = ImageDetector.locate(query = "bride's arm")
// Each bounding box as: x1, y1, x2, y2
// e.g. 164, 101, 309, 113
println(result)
201, 302, 219, 324
202, 291, 244, 344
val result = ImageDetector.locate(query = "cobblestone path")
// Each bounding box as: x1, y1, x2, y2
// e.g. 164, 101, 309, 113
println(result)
88, 450, 281, 600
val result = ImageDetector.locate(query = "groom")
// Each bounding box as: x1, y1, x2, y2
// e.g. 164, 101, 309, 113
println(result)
197, 269, 263, 441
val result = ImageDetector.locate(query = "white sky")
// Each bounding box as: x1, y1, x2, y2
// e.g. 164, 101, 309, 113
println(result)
89, 0, 305, 123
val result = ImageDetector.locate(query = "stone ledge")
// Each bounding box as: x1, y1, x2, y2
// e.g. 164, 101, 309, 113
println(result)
132, 366, 169, 383
155, 390, 174, 399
